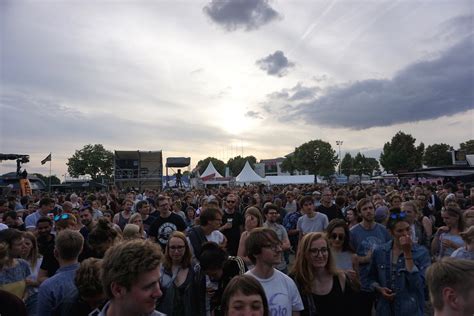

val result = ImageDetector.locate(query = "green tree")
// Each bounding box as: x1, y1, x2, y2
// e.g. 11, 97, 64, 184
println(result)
340, 153, 353, 177
353, 153, 368, 180
291, 139, 338, 177
280, 154, 296, 175
67, 144, 114, 180
196, 157, 226, 176
226, 155, 257, 176
380, 131, 424, 173
365, 157, 380, 175
459, 140, 474, 154
423, 143, 453, 167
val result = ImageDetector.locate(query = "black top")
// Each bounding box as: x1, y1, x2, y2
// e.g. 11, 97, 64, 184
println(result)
309, 275, 353, 316
221, 210, 244, 256
317, 204, 344, 222
148, 212, 186, 249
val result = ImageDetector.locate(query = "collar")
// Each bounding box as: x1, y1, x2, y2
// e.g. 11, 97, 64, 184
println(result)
57, 262, 80, 273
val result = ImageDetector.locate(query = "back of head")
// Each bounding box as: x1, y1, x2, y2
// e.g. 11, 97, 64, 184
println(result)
89, 218, 118, 248
123, 224, 140, 240
199, 242, 227, 271
101, 239, 163, 299
426, 257, 474, 311
55, 230, 84, 261
75, 258, 103, 299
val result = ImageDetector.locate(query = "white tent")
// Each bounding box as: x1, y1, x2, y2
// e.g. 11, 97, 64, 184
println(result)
266, 175, 314, 185
235, 161, 269, 185
200, 161, 224, 180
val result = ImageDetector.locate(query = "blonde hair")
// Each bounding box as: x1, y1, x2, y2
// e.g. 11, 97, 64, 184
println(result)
460, 226, 474, 243
290, 232, 338, 294
123, 224, 141, 240
128, 213, 144, 235
243, 206, 264, 229
23, 231, 40, 268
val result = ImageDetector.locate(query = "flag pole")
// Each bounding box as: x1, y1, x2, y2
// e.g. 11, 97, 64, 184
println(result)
49, 152, 52, 193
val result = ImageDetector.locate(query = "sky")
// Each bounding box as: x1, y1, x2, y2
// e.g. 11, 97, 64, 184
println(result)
1, 0, 473, 179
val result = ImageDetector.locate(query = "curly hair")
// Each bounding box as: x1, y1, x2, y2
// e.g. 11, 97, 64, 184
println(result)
101, 239, 163, 299
75, 258, 103, 298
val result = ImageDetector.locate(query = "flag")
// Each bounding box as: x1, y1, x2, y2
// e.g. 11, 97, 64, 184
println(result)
41, 153, 52, 165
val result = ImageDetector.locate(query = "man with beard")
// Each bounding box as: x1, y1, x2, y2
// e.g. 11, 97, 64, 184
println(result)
148, 196, 186, 250
350, 198, 391, 316
219, 194, 243, 256
317, 188, 345, 222
79, 206, 96, 240
36, 216, 55, 256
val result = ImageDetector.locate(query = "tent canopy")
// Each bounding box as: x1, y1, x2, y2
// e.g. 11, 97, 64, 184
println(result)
200, 161, 224, 179
235, 161, 269, 184
266, 175, 314, 185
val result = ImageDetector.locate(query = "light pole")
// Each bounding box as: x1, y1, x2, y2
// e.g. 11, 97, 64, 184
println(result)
336, 140, 343, 175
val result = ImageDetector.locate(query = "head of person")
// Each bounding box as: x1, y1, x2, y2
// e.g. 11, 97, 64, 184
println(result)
386, 208, 411, 245
199, 242, 228, 281
2, 211, 19, 228
122, 224, 142, 240
122, 199, 134, 213
163, 231, 192, 270
54, 213, 78, 232
291, 232, 336, 294
389, 194, 402, 208
345, 208, 359, 223
199, 207, 223, 229
185, 206, 195, 220
426, 257, 474, 315
79, 206, 94, 227
244, 207, 263, 231
374, 205, 389, 224
103, 210, 113, 223
39, 197, 55, 214
54, 229, 84, 262
89, 218, 120, 258
326, 219, 352, 252
101, 240, 163, 314
356, 198, 375, 222
75, 258, 105, 309
299, 196, 314, 214
442, 206, 464, 231
460, 226, 474, 248
263, 204, 280, 224
36, 216, 53, 237
136, 200, 150, 216
222, 275, 269, 316
463, 208, 474, 228
156, 196, 170, 213
245, 228, 282, 266
128, 213, 143, 230
21, 231, 39, 265
0, 228, 24, 258
402, 201, 420, 224
225, 194, 238, 211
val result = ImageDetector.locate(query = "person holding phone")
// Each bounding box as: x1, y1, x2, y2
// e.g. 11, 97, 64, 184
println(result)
368, 208, 431, 316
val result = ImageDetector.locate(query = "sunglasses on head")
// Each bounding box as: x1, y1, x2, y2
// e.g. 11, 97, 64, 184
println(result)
54, 213, 72, 222
389, 211, 407, 220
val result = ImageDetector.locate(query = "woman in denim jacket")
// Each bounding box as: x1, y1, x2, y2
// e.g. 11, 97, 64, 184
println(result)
368, 208, 431, 316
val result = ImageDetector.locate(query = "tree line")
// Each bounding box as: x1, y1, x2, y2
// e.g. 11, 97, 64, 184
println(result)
63, 133, 474, 181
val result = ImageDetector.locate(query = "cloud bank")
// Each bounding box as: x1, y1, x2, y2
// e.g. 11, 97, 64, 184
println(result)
256, 50, 294, 77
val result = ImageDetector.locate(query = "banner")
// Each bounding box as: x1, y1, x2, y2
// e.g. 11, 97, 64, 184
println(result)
20, 178, 32, 196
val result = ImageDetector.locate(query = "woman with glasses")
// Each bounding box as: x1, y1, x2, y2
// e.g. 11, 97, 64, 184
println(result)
368, 208, 431, 316
157, 231, 196, 316
431, 206, 465, 259
291, 232, 355, 316
326, 219, 359, 282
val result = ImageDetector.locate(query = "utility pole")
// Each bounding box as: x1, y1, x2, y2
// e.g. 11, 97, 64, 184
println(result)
336, 140, 343, 175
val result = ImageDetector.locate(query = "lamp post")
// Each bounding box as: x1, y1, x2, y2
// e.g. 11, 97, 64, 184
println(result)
336, 140, 343, 175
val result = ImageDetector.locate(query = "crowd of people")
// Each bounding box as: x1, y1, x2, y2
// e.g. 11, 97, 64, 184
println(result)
0, 180, 473, 316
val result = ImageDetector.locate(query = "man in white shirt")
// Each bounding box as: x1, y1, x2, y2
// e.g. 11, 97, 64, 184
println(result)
297, 196, 328, 240
245, 228, 303, 316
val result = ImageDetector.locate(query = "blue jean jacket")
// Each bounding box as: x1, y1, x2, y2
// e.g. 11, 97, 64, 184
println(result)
368, 241, 431, 316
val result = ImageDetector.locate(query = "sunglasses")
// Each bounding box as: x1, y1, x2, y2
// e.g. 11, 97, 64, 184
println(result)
330, 233, 345, 241
54, 213, 72, 222
226, 200, 236, 203
389, 211, 407, 220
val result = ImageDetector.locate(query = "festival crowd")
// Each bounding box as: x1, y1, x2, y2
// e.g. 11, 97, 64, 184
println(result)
0, 181, 473, 316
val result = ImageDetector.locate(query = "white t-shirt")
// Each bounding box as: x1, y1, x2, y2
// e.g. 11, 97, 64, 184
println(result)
297, 212, 328, 234
206, 230, 225, 244
246, 269, 304, 315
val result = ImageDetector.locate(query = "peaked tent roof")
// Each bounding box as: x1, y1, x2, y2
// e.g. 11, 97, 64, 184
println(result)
235, 161, 269, 184
200, 161, 224, 179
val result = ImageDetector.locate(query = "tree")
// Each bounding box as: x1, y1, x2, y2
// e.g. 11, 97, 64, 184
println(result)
196, 157, 226, 176
365, 157, 380, 175
226, 155, 257, 176
380, 131, 424, 173
459, 140, 474, 154
67, 144, 114, 181
290, 139, 338, 177
423, 143, 453, 167
340, 153, 353, 177
280, 154, 296, 175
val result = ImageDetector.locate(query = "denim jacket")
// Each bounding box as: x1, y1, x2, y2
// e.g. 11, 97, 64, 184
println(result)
368, 241, 430, 316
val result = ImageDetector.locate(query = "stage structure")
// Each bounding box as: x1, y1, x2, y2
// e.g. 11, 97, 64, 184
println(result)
114, 151, 163, 190
165, 157, 191, 188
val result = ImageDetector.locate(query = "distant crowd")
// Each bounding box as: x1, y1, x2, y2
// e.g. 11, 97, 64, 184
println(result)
0, 180, 474, 316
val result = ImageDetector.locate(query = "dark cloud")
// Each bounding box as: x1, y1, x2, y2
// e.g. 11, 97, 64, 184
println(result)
265, 36, 473, 129
436, 14, 474, 42
256, 50, 295, 77
203, 0, 280, 31
245, 110, 263, 119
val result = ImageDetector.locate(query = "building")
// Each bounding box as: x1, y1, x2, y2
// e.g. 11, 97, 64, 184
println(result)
114, 151, 163, 190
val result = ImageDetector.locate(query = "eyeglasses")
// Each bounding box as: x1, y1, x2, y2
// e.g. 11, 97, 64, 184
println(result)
267, 212, 279, 215
54, 214, 72, 222
330, 233, 345, 241
389, 211, 407, 220
263, 243, 282, 252
169, 245, 185, 251
309, 247, 328, 256
226, 200, 236, 204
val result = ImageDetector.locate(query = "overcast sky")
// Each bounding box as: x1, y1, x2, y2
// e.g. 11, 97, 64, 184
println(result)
1, 0, 473, 178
